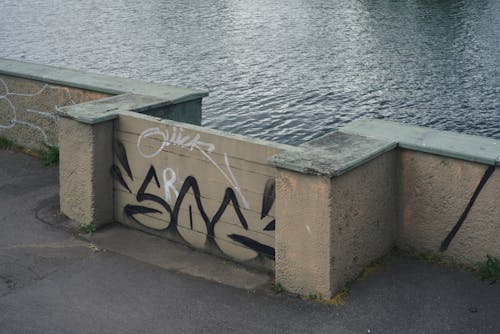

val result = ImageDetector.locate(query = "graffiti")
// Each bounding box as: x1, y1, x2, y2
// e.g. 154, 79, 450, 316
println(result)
137, 126, 250, 209
162, 167, 178, 205
115, 141, 133, 180
137, 126, 215, 156
112, 140, 276, 261
0, 78, 76, 145
228, 178, 276, 259
440, 165, 495, 251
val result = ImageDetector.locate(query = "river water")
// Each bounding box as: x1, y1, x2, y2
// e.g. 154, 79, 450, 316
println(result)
1, 0, 498, 145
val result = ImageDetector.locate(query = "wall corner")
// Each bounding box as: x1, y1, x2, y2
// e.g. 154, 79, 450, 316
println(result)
274, 169, 334, 298
59, 117, 114, 228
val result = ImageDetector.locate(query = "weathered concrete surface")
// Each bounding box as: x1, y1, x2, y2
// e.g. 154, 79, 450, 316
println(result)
111, 113, 294, 271
273, 132, 398, 298
330, 151, 398, 293
268, 132, 396, 177
342, 119, 500, 166
1, 150, 500, 334
58, 93, 203, 126
0, 74, 110, 149
275, 171, 332, 297
0, 58, 208, 104
271, 122, 500, 294
398, 150, 500, 264
1, 59, 208, 151
85, 225, 271, 290
59, 117, 113, 227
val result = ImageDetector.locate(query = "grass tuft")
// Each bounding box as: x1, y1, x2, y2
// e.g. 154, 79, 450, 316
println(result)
0, 136, 16, 150
79, 223, 97, 236
272, 282, 284, 294
37, 143, 59, 166
477, 255, 500, 284
300, 288, 349, 306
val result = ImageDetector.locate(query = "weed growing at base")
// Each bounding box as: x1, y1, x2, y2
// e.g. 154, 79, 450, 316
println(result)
300, 288, 349, 306
38, 143, 59, 166
80, 223, 97, 236
272, 282, 284, 294
477, 255, 500, 284
0, 136, 15, 150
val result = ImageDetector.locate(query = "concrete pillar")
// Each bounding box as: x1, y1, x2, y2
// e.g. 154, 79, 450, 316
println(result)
269, 132, 398, 298
59, 117, 114, 227
57, 92, 208, 228
275, 171, 333, 297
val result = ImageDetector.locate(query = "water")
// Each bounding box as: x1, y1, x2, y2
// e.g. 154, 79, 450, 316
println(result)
1, 0, 498, 145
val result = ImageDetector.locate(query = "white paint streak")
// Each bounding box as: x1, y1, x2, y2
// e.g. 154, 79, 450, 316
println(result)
15, 120, 49, 143
137, 127, 167, 158
162, 167, 179, 205
25, 108, 59, 120
0, 78, 75, 145
137, 126, 250, 209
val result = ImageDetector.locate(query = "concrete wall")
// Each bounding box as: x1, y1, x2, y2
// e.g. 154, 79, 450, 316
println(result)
329, 151, 397, 293
342, 119, 500, 267
54, 105, 500, 297
270, 132, 398, 297
8, 59, 498, 298
0, 58, 208, 149
270, 120, 499, 297
112, 112, 294, 271
273, 152, 398, 297
398, 150, 500, 264
0, 74, 109, 148
59, 117, 114, 226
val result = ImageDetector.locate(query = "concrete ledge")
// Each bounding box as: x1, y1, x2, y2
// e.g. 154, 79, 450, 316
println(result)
342, 119, 500, 166
267, 132, 396, 177
0, 58, 208, 104
58, 93, 166, 124
118, 110, 298, 152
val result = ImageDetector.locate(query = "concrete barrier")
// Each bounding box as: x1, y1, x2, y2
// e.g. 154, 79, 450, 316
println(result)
342, 120, 500, 265
269, 120, 500, 296
0, 72, 110, 148
0, 58, 208, 227
268, 133, 398, 297
0, 58, 208, 149
2, 59, 499, 298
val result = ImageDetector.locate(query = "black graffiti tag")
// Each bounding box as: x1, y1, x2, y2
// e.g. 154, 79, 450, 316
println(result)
111, 141, 276, 260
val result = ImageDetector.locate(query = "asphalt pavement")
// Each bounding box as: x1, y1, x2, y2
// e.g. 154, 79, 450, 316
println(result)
1, 149, 499, 334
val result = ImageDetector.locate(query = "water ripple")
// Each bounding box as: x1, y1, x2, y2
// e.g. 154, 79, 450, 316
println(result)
0, 0, 498, 145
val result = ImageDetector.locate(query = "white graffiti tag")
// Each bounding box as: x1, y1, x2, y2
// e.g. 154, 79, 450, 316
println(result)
162, 167, 179, 205
137, 126, 250, 209
0, 78, 76, 144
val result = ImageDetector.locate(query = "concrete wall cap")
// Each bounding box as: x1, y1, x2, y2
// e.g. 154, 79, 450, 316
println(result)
58, 93, 169, 124
0, 58, 208, 103
342, 119, 500, 166
118, 110, 300, 151
267, 132, 397, 177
